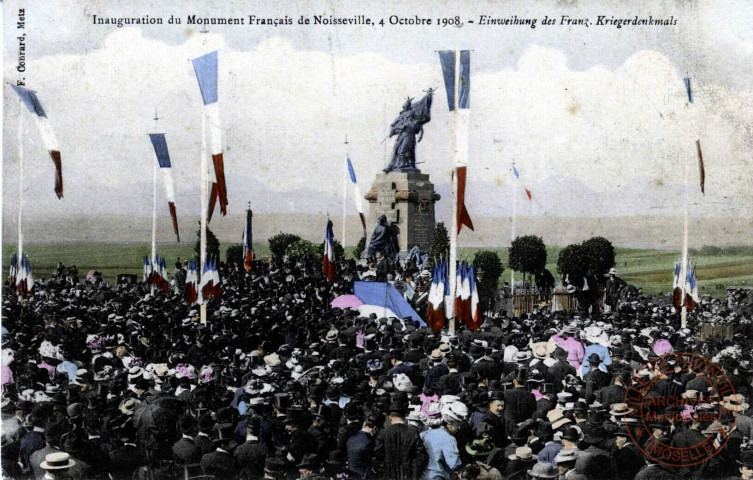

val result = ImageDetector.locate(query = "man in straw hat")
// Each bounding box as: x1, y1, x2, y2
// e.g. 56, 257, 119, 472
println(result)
505, 446, 536, 480
39, 452, 75, 480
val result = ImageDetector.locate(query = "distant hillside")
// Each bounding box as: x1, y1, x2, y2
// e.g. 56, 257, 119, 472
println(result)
4, 213, 753, 249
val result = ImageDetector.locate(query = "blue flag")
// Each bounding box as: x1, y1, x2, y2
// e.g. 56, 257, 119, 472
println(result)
192, 51, 219, 105
346, 156, 357, 183
11, 85, 47, 117
438, 50, 471, 111
148, 134, 171, 168
683, 77, 693, 104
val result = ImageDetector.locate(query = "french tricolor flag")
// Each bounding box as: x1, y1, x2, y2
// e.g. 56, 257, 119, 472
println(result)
198, 259, 214, 304
426, 263, 446, 334
212, 258, 222, 299
467, 264, 482, 331
346, 156, 366, 231
185, 261, 198, 305
323, 220, 336, 282
192, 51, 228, 220
158, 255, 169, 293
16, 254, 33, 296
439, 50, 474, 234
242, 208, 254, 272
143, 256, 152, 282
148, 134, 180, 242
11, 85, 63, 198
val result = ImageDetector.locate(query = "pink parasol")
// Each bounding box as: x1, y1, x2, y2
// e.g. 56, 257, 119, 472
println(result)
330, 294, 363, 309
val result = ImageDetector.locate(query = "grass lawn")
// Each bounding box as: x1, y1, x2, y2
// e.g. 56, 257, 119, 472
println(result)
3, 243, 752, 298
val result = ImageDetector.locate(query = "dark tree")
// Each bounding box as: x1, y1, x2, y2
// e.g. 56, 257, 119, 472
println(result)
509, 235, 547, 286
557, 243, 588, 282
428, 222, 450, 268
194, 223, 220, 262
286, 239, 319, 261
268, 233, 302, 259
473, 250, 505, 312
226, 245, 243, 269
353, 236, 366, 260
581, 236, 616, 276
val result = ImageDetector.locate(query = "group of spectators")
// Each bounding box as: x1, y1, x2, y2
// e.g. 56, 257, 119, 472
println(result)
2, 253, 753, 480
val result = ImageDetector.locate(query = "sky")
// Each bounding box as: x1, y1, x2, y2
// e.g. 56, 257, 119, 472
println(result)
2, 0, 753, 239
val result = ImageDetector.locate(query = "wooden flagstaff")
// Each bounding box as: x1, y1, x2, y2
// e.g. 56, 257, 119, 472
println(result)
342, 135, 349, 247
150, 110, 160, 296
448, 49, 461, 335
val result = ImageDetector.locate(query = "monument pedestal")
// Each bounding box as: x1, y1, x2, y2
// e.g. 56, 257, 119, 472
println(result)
364, 172, 440, 255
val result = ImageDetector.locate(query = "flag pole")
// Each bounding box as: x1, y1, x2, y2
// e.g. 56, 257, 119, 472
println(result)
448, 49, 460, 335
150, 110, 160, 296
151, 159, 157, 296
17, 98, 24, 272
200, 105, 208, 324
680, 155, 689, 328
342, 136, 349, 247
511, 161, 517, 296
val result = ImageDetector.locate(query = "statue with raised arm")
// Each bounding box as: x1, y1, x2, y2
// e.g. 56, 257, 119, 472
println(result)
383, 89, 434, 174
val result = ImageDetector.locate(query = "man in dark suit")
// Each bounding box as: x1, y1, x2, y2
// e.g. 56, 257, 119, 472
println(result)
19, 416, 47, 474
172, 416, 202, 465
235, 416, 268, 479
200, 428, 237, 478
612, 426, 645, 480
374, 403, 427, 480
108, 431, 145, 480
346, 417, 376, 479
424, 350, 449, 388
476, 391, 507, 448
583, 354, 612, 402
433, 358, 462, 395
595, 372, 628, 407
387, 351, 413, 377
546, 348, 576, 394
285, 408, 318, 465
194, 415, 215, 456
336, 403, 363, 453
503, 374, 536, 433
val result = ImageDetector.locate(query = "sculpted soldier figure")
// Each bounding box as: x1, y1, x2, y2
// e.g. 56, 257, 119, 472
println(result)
383, 89, 433, 173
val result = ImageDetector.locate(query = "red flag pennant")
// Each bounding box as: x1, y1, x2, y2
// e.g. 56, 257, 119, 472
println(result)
456, 166, 474, 233
168, 202, 180, 243
212, 153, 228, 215
696, 140, 705, 195
207, 183, 219, 223
50, 151, 63, 198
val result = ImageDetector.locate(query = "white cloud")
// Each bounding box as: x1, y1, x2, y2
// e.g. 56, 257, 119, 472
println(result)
4, 28, 752, 229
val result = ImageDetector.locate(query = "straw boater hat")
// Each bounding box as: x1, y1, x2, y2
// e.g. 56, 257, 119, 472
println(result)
119, 398, 138, 416
508, 446, 534, 461
723, 394, 750, 412
609, 403, 635, 417
546, 408, 571, 430
41, 452, 76, 470
554, 449, 579, 465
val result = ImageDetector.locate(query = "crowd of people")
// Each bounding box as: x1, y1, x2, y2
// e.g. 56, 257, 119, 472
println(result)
2, 253, 753, 480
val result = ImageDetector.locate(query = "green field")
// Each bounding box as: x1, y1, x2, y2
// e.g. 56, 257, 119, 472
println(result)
3, 243, 752, 298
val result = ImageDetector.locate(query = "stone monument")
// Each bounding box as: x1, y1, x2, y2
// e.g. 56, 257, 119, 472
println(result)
365, 90, 440, 256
